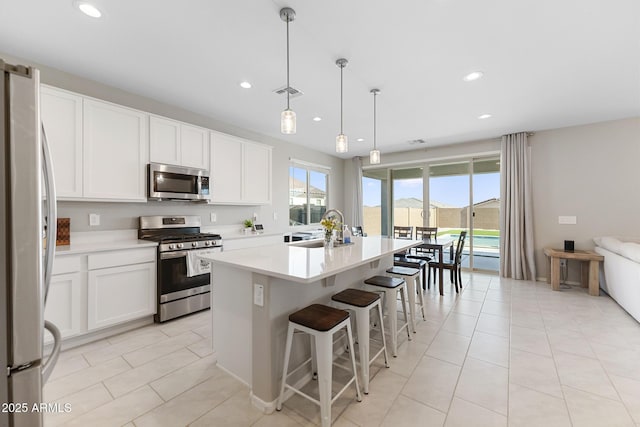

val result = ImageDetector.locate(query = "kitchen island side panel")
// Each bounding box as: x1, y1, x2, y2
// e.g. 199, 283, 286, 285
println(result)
210, 264, 253, 386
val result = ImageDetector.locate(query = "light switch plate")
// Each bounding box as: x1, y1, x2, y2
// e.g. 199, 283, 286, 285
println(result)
89, 213, 100, 226
210, 212, 217, 222
253, 284, 264, 307
558, 215, 577, 225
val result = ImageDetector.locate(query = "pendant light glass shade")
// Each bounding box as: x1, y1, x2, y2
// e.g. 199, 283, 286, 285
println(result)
336, 134, 348, 153
370, 88, 381, 165
281, 109, 296, 134
335, 58, 348, 153
280, 8, 296, 134
369, 149, 380, 164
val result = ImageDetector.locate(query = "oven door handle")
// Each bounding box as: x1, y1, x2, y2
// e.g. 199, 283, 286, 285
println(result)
160, 251, 188, 260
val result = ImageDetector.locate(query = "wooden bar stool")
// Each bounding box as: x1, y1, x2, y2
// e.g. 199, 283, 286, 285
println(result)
386, 266, 426, 334
331, 288, 389, 394
363, 276, 411, 357
276, 304, 362, 427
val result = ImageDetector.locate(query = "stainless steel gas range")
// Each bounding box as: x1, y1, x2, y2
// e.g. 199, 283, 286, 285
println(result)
138, 215, 222, 322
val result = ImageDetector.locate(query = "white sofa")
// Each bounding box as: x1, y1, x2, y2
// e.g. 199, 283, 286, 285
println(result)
594, 236, 640, 323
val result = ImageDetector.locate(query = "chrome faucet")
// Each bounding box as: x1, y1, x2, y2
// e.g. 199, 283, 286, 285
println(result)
321, 209, 344, 243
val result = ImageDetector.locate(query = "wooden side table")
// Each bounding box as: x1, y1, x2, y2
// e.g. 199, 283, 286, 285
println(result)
543, 248, 604, 296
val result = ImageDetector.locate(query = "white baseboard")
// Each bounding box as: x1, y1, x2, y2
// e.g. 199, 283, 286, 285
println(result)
215, 360, 251, 388
44, 316, 154, 353
249, 372, 314, 414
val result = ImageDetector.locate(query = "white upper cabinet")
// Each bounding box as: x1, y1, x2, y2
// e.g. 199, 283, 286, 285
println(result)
210, 131, 272, 205
243, 141, 272, 204
83, 99, 149, 201
210, 132, 243, 203
150, 115, 209, 170
180, 124, 209, 170
149, 115, 180, 165
40, 86, 83, 199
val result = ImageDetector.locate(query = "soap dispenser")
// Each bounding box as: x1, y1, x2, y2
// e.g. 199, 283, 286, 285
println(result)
343, 225, 352, 244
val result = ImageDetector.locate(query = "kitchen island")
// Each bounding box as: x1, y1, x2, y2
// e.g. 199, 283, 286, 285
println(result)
198, 236, 420, 412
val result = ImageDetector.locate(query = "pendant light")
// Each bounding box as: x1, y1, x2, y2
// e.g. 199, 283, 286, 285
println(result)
280, 7, 296, 134
335, 58, 348, 153
370, 89, 381, 164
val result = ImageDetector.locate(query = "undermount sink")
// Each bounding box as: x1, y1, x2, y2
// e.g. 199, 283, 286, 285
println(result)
290, 240, 355, 248
290, 240, 325, 248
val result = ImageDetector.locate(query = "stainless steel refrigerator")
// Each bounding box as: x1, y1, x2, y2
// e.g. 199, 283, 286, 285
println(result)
1, 60, 61, 427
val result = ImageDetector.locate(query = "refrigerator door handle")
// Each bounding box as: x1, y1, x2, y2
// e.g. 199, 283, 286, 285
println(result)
41, 320, 61, 383
41, 123, 56, 302
42, 122, 61, 384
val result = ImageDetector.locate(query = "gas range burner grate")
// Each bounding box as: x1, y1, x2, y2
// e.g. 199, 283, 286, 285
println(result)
142, 233, 222, 244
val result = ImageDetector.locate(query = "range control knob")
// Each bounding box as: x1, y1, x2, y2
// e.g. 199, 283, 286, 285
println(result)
168, 244, 175, 250
177, 243, 184, 249
204, 241, 211, 246
192, 242, 198, 248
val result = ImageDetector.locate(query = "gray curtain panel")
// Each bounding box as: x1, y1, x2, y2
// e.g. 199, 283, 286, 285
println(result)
352, 156, 363, 228
500, 132, 536, 279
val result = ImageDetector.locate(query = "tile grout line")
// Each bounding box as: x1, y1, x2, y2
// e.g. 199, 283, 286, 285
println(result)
440, 273, 489, 425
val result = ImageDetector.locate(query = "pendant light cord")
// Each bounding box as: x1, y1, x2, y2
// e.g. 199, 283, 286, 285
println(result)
286, 18, 290, 110
340, 65, 344, 134
373, 91, 377, 150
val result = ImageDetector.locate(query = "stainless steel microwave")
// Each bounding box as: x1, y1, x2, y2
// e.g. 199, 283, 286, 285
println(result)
148, 163, 211, 201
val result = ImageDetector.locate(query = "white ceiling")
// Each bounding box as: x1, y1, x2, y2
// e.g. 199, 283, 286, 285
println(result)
1, 0, 639, 158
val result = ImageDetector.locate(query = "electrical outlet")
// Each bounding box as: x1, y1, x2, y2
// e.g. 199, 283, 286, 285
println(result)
89, 213, 100, 226
558, 216, 577, 225
273, 212, 278, 221
210, 212, 217, 222
253, 212, 258, 222
253, 284, 264, 307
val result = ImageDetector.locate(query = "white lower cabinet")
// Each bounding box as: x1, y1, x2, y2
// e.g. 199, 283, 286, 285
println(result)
87, 248, 156, 331
45, 272, 83, 344
47, 247, 157, 343
88, 262, 156, 330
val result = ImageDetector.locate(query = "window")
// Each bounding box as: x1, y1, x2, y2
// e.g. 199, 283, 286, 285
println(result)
289, 163, 329, 225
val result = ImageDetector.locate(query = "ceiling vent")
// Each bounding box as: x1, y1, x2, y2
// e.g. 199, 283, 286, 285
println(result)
273, 85, 304, 98
408, 139, 427, 145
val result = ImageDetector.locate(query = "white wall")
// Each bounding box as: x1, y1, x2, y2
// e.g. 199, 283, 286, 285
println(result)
531, 117, 640, 281
1, 52, 345, 233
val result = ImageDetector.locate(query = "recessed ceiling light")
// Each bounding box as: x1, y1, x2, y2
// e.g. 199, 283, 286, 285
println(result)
356, 138, 364, 142
76, 2, 102, 18
463, 71, 483, 82
478, 114, 492, 119
239, 81, 252, 89
312, 117, 322, 122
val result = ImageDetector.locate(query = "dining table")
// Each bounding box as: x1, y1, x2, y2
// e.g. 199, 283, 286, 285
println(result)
416, 236, 455, 295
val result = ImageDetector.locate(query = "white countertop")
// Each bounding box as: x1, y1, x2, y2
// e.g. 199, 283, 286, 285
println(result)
53, 229, 158, 255
55, 239, 157, 255
198, 236, 421, 283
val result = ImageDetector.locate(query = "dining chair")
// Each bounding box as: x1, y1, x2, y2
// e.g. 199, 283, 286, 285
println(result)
427, 231, 467, 293
409, 227, 438, 260
393, 226, 414, 257
393, 226, 413, 239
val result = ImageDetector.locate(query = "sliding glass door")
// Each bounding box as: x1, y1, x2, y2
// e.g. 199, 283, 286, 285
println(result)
392, 168, 424, 233
362, 169, 388, 236
363, 158, 500, 273
470, 158, 501, 272
427, 158, 500, 272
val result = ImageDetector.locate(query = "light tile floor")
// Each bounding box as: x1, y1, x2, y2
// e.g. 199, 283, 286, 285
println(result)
44, 273, 640, 426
